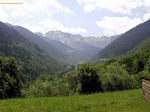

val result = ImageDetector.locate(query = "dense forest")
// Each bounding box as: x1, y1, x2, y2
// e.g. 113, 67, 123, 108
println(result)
0, 56, 23, 98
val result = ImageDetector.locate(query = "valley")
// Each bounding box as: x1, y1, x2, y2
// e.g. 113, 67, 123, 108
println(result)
0, 1, 150, 111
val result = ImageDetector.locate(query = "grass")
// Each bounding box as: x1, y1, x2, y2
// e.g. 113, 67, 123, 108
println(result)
0, 89, 150, 112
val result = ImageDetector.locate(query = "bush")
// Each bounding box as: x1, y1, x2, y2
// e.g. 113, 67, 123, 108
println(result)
77, 64, 103, 94
97, 62, 136, 91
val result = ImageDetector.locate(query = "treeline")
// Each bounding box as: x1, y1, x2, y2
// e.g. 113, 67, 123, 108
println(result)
22, 57, 149, 98
22, 65, 103, 97
0, 55, 149, 98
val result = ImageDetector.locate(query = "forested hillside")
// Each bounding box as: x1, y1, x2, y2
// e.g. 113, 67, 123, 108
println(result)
94, 37, 150, 91
96, 19, 150, 59
9, 25, 67, 61
0, 22, 65, 80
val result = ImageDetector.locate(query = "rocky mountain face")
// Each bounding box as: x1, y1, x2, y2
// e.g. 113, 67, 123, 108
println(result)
45, 31, 118, 49
35, 30, 118, 65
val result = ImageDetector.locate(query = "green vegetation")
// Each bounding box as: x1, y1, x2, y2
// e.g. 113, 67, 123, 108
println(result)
94, 37, 150, 90
0, 22, 66, 80
22, 65, 103, 97
11, 25, 67, 62
22, 38, 150, 97
0, 89, 150, 112
0, 56, 23, 99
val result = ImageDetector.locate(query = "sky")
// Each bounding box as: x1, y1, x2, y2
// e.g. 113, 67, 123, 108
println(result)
0, 0, 150, 37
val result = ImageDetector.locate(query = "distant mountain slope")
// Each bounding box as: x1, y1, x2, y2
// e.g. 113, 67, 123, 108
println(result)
45, 31, 100, 64
96, 19, 150, 59
5, 23, 118, 65
84, 35, 119, 48
72, 41, 100, 57
44, 38, 73, 54
45, 31, 118, 49
8, 25, 67, 60
10, 26, 96, 65
44, 38, 91, 65
0, 22, 64, 79
45, 31, 100, 55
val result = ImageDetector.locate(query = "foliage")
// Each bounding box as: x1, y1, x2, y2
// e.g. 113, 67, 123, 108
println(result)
0, 56, 23, 99
77, 64, 103, 93
22, 74, 71, 97
96, 62, 135, 91
22, 65, 103, 97
96, 37, 150, 89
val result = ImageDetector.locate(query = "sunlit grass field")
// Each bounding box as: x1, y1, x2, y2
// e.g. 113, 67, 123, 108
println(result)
0, 89, 150, 112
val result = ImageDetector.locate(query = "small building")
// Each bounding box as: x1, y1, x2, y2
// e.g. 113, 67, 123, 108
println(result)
142, 79, 150, 101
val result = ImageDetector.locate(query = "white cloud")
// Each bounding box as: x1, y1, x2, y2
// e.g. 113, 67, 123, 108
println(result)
142, 0, 150, 8
143, 12, 150, 21
0, 0, 75, 34
0, 7, 9, 22
19, 19, 86, 34
1, 0, 150, 37
31, 0, 72, 15
1, 0, 72, 18
21, 24, 46, 34
10, 10, 33, 18
64, 7, 73, 14
40, 19, 87, 34
77, 0, 142, 14
96, 16, 142, 36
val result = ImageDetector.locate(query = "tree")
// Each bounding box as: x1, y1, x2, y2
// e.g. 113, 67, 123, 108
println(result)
0, 56, 23, 98
77, 64, 103, 94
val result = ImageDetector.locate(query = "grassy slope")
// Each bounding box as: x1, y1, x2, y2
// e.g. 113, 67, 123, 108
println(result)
0, 89, 150, 112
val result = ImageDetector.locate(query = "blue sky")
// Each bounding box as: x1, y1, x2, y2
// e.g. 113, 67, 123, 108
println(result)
0, 0, 150, 37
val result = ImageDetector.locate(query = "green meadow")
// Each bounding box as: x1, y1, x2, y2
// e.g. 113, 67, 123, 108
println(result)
0, 89, 150, 112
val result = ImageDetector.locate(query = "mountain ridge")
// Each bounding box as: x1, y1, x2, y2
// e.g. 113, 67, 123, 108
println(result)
8, 25, 67, 61
0, 21, 65, 79
95, 19, 150, 59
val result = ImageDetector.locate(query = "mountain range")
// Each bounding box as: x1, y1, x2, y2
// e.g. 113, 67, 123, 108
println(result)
5, 25, 117, 65
1, 18, 150, 79
44, 31, 118, 64
8, 25, 67, 61
0, 21, 117, 79
0, 22, 65, 79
